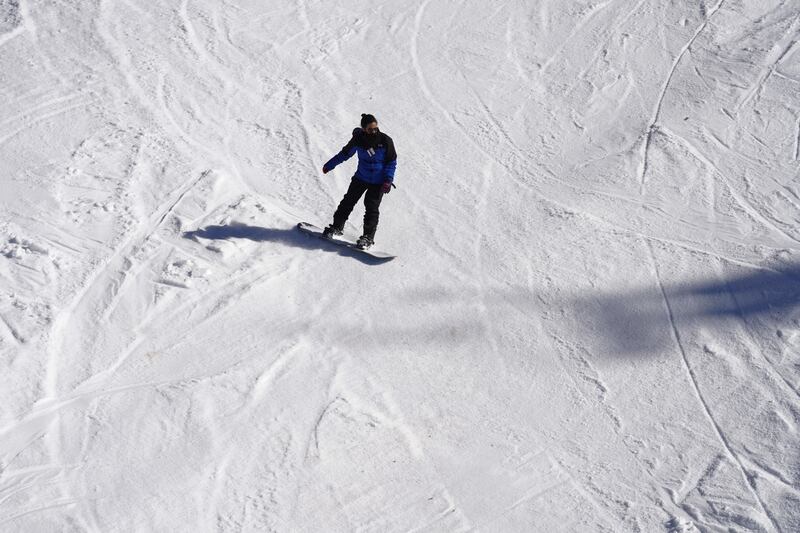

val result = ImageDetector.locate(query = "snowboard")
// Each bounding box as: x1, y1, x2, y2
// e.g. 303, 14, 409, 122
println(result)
297, 222, 395, 260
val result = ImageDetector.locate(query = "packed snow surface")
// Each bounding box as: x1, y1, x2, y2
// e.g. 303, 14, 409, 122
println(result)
1, 0, 799, 531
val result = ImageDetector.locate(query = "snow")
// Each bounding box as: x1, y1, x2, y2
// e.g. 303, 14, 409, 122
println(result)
1, 0, 799, 531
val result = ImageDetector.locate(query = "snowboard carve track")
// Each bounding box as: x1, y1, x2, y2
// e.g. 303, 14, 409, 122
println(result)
539, 0, 614, 74
638, 0, 727, 195
177, 0, 207, 62
795, 116, 800, 161
551, 456, 622, 530
735, 14, 800, 113
0, 497, 79, 528
658, 125, 800, 247
33, 166, 214, 504
0, 313, 23, 346
0, 99, 94, 149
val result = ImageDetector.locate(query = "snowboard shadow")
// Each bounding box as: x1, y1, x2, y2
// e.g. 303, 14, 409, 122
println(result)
182, 223, 391, 265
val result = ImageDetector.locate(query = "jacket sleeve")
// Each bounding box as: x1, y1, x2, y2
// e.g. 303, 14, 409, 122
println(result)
383, 136, 397, 182
324, 133, 358, 171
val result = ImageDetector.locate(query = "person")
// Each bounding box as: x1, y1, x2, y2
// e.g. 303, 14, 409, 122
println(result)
321, 113, 397, 249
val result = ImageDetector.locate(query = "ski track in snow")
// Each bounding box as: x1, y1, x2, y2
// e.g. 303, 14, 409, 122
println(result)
646, 241, 780, 531
1, 0, 799, 531
638, 0, 727, 195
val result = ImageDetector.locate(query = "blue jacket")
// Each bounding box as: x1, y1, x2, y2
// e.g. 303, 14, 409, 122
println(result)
324, 128, 397, 185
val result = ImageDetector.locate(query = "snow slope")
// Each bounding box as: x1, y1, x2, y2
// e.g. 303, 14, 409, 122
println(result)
1, 0, 799, 531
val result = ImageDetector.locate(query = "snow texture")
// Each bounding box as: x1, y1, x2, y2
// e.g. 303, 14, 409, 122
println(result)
1, 1, 799, 531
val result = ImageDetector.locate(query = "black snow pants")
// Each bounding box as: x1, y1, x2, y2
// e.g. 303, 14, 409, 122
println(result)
331, 177, 384, 239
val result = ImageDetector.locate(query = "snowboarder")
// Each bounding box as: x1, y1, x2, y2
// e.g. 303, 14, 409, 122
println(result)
321, 113, 397, 249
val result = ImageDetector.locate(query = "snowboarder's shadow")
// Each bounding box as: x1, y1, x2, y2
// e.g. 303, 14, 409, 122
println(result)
182, 223, 390, 265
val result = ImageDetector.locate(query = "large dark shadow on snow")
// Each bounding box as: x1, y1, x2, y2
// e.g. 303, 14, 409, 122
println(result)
182, 223, 392, 265
592, 266, 800, 355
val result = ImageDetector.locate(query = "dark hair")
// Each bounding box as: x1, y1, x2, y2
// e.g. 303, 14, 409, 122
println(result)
360, 113, 377, 128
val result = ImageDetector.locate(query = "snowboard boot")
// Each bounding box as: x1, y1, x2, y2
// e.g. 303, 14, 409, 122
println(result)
322, 224, 343, 239
356, 235, 374, 250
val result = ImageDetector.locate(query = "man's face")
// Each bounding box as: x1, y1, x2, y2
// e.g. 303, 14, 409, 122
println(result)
365, 122, 379, 134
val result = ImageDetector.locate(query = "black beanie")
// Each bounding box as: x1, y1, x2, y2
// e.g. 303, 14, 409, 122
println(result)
360, 113, 377, 128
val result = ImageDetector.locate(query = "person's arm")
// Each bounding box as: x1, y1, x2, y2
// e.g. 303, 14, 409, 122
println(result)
382, 136, 397, 182
323, 131, 359, 173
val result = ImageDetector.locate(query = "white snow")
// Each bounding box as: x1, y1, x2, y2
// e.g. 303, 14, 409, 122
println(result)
1, 0, 799, 531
